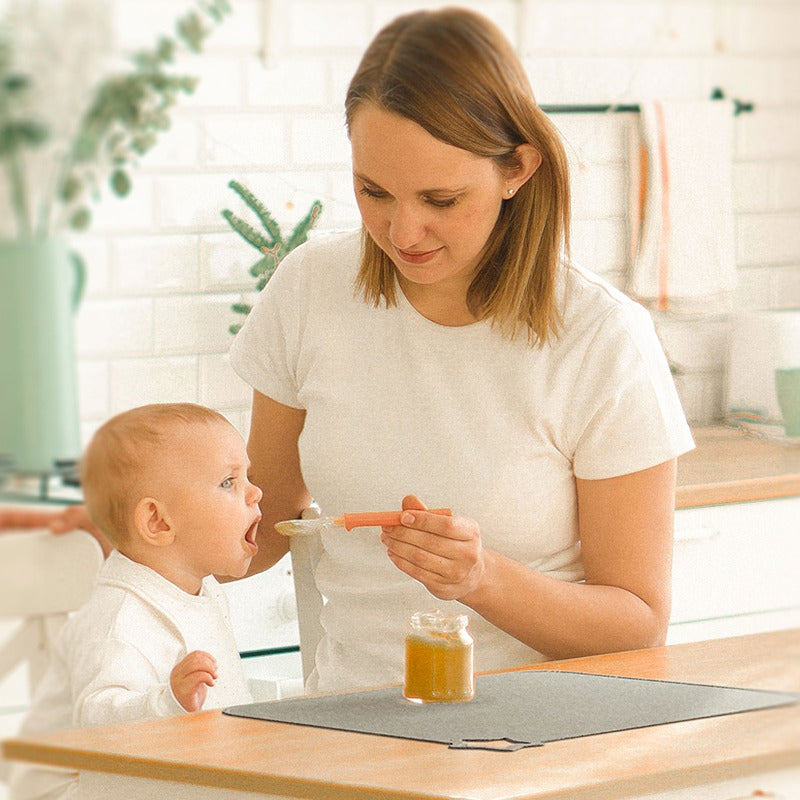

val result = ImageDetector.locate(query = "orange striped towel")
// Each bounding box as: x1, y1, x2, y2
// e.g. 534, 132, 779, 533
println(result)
627, 100, 736, 312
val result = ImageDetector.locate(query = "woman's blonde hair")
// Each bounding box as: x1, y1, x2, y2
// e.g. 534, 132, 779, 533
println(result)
345, 7, 570, 344
80, 403, 228, 546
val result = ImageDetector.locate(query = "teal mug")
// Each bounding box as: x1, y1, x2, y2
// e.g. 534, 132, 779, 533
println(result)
775, 368, 800, 438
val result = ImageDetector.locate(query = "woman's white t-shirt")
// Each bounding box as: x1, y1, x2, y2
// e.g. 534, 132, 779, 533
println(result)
230, 229, 694, 692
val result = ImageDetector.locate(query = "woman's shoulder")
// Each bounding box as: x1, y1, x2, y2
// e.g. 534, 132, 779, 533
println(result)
559, 261, 653, 342
255, 228, 362, 309
279, 228, 361, 279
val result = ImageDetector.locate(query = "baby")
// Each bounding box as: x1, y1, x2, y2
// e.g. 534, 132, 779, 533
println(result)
10, 403, 262, 800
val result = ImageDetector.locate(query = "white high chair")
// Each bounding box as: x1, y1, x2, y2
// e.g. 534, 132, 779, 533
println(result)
0, 529, 103, 782
288, 506, 326, 683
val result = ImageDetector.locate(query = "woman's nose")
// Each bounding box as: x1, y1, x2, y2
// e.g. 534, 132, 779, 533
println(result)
389, 204, 426, 250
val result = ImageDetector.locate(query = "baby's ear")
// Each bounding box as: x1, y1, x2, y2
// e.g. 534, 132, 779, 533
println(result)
133, 497, 175, 546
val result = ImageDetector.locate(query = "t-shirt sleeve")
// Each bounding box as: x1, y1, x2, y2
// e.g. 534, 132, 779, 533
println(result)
228, 244, 307, 409
569, 301, 694, 479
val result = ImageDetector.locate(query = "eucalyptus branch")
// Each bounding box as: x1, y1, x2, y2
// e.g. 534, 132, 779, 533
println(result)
48, 0, 230, 236
0, 0, 230, 239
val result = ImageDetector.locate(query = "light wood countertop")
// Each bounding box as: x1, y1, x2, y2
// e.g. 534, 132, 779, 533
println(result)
677, 426, 800, 507
4, 629, 798, 800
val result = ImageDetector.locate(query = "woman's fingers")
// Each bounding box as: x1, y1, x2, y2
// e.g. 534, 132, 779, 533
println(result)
381, 502, 485, 600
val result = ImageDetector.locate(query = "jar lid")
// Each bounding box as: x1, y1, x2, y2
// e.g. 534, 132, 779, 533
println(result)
409, 609, 469, 633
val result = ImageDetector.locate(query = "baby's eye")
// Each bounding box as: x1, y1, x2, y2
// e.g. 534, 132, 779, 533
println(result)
220, 477, 234, 489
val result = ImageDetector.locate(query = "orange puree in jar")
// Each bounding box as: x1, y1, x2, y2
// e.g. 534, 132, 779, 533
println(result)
403, 611, 474, 703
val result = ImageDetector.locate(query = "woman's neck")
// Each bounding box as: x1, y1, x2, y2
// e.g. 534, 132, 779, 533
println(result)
397, 274, 479, 327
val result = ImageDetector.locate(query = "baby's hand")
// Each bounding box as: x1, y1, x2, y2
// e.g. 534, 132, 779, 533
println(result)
170, 650, 218, 712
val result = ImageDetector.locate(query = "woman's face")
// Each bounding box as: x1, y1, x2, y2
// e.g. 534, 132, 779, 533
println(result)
350, 104, 508, 299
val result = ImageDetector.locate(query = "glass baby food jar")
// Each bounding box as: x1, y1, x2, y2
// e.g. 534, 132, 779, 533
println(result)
403, 610, 474, 703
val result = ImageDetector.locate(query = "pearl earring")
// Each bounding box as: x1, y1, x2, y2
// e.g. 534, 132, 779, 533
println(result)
507, 188, 515, 196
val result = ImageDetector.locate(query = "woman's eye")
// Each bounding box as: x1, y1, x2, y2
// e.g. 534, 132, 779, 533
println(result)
220, 478, 233, 489
358, 185, 387, 200
426, 196, 457, 208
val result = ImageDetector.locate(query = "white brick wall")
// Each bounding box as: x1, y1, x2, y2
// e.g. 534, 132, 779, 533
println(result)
69, 0, 799, 442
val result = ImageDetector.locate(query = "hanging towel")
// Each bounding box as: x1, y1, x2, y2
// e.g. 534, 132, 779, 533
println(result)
627, 100, 737, 312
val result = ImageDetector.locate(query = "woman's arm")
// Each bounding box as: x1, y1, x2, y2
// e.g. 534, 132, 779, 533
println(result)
242, 390, 313, 577
381, 458, 676, 659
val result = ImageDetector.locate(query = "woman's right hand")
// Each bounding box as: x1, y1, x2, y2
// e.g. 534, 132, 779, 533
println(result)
0, 504, 112, 557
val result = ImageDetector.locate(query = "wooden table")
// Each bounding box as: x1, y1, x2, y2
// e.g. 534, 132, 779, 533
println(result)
3, 629, 799, 800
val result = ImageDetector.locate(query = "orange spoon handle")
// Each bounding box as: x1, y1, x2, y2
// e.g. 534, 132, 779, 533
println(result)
333, 508, 452, 531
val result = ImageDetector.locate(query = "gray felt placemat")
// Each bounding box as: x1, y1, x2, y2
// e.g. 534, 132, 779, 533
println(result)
224, 670, 797, 751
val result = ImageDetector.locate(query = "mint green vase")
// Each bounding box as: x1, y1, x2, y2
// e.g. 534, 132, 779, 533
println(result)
0, 239, 85, 474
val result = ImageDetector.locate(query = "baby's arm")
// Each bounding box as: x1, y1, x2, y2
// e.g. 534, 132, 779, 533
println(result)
73, 640, 211, 727
170, 651, 218, 712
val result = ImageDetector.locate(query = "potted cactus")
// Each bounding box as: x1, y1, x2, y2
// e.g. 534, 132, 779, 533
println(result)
222, 179, 322, 335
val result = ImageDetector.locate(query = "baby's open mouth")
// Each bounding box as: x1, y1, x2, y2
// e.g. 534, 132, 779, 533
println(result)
245, 516, 260, 548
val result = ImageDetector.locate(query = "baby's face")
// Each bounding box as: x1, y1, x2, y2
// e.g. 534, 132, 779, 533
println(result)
158, 420, 262, 586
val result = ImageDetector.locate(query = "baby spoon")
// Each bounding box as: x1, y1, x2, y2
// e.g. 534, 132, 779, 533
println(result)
274, 508, 452, 537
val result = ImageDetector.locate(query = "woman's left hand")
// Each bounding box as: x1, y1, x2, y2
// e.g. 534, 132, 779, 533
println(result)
380, 495, 485, 601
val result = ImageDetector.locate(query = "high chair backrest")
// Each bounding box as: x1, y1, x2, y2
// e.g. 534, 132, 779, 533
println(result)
0, 529, 103, 695
0, 528, 103, 784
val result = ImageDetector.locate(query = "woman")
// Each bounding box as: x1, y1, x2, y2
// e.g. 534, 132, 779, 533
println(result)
229, 8, 694, 692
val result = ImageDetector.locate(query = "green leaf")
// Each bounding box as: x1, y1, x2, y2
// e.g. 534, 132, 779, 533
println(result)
0, 120, 49, 155
69, 207, 92, 231
221, 209, 274, 251
110, 169, 132, 197
71, 132, 100, 161
18, 120, 48, 145
131, 133, 157, 155
3, 73, 30, 93
249, 253, 279, 278
176, 12, 207, 52
285, 200, 323, 252
231, 302, 252, 315
228, 180, 283, 245
178, 76, 199, 93
156, 36, 176, 62
58, 175, 82, 202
